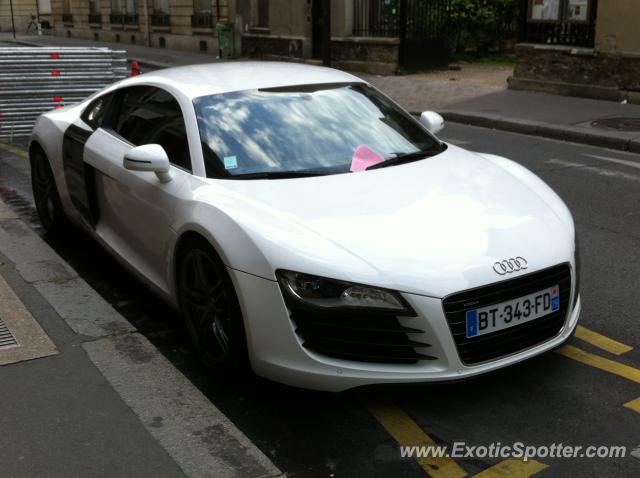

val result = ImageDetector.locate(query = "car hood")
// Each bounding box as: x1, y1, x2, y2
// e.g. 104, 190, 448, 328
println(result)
199, 144, 574, 298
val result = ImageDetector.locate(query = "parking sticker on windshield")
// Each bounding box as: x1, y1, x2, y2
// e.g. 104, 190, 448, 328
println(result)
224, 156, 238, 170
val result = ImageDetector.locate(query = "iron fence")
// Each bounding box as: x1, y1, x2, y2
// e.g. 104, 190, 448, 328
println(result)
352, 0, 399, 37
353, 0, 520, 67
0, 47, 128, 139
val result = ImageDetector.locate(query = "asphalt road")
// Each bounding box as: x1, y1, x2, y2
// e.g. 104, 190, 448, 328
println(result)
1, 124, 639, 477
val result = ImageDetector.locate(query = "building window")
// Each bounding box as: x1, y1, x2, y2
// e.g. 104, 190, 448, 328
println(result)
152, 0, 171, 26
89, 0, 101, 23
111, 0, 138, 25
257, 0, 268, 28
62, 0, 73, 23
249, 0, 268, 28
192, 0, 214, 28
125, 0, 139, 24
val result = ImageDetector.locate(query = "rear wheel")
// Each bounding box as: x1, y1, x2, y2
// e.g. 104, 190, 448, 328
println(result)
177, 237, 248, 372
31, 148, 66, 232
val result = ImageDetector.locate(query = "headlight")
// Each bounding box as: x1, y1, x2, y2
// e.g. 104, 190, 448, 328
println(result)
276, 270, 413, 314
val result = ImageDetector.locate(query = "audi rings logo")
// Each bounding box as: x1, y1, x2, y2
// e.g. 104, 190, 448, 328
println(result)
493, 257, 528, 275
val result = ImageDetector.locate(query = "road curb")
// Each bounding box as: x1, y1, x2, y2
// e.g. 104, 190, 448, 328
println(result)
438, 111, 640, 153
0, 195, 284, 478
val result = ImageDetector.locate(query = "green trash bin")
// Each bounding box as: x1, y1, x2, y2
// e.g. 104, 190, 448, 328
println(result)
216, 22, 235, 58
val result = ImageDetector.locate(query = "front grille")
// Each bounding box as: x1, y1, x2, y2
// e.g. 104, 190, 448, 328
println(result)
289, 307, 436, 364
443, 264, 571, 365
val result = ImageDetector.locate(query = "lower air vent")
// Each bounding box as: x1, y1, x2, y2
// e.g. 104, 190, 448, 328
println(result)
289, 307, 435, 364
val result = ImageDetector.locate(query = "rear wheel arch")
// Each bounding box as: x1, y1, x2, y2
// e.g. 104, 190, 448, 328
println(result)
29, 141, 47, 165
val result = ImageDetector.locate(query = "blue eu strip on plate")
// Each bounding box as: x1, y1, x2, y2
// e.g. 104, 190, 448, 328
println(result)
466, 310, 478, 338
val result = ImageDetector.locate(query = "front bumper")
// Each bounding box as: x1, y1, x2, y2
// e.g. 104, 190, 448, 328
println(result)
230, 269, 581, 392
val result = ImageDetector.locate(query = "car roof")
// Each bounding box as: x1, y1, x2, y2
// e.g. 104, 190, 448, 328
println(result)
122, 61, 367, 100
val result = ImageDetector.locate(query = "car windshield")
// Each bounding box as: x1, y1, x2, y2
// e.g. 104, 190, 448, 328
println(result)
193, 83, 443, 178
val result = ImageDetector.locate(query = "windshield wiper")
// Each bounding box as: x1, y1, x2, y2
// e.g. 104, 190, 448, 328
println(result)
365, 145, 446, 170
231, 170, 339, 180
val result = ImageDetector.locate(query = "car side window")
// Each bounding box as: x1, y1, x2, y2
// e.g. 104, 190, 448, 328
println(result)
111, 86, 192, 172
81, 92, 115, 129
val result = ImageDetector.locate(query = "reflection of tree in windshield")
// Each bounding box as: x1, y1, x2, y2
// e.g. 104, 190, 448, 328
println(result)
194, 83, 439, 178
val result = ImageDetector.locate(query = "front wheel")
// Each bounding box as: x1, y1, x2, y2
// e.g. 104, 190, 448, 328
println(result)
177, 238, 249, 372
30, 148, 66, 232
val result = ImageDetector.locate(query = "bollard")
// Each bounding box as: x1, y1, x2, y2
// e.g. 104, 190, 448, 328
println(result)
131, 60, 141, 76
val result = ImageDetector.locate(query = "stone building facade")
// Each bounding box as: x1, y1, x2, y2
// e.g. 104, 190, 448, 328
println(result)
39, 0, 399, 74
46, 0, 233, 54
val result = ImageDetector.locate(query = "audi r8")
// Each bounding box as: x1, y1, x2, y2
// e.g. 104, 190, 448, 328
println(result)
29, 62, 581, 391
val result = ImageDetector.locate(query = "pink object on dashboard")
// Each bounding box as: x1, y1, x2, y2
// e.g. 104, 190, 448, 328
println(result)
350, 145, 385, 172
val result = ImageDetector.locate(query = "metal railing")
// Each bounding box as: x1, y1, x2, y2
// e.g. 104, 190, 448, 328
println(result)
0, 47, 128, 139
88, 13, 102, 24
192, 13, 214, 29
110, 13, 139, 26
151, 13, 171, 27
125, 14, 139, 25
62, 13, 73, 23
352, 0, 399, 37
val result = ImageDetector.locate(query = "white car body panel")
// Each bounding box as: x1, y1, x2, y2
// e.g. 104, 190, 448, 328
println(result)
29, 62, 580, 391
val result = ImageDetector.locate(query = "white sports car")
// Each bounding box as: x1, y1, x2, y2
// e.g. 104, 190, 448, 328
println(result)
29, 62, 580, 392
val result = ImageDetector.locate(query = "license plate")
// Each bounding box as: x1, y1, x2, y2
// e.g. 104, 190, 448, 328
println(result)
466, 285, 560, 338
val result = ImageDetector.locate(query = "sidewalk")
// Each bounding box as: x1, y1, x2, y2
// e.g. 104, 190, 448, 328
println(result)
3, 33, 640, 153
0, 182, 281, 477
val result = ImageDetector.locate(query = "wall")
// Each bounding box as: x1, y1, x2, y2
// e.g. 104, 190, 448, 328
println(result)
267, 0, 307, 37
595, 0, 640, 55
0, 0, 39, 33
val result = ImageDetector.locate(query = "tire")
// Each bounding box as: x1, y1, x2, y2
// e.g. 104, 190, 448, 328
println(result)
176, 237, 249, 373
30, 147, 66, 232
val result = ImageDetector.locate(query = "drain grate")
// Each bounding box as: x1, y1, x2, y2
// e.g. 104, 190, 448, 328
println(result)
591, 117, 640, 132
0, 316, 18, 348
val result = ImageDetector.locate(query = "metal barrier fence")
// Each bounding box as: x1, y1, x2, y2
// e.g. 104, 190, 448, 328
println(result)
0, 47, 128, 139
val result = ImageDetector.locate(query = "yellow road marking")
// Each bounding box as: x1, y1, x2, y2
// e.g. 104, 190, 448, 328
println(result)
0, 141, 28, 159
472, 459, 548, 478
364, 399, 467, 478
623, 397, 640, 414
575, 325, 633, 356
557, 345, 640, 383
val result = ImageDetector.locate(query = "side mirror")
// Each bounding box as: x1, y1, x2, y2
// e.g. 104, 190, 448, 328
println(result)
123, 144, 172, 183
419, 111, 445, 135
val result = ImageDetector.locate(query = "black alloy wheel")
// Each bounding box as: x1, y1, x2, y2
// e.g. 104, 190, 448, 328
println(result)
31, 148, 66, 231
177, 238, 248, 371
